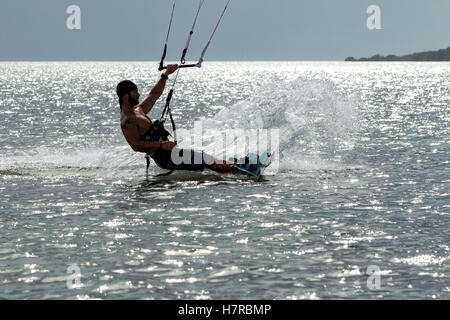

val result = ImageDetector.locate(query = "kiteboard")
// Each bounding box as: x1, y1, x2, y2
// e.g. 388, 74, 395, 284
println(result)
234, 151, 274, 182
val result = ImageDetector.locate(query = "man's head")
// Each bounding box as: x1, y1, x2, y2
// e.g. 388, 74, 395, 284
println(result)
117, 80, 140, 108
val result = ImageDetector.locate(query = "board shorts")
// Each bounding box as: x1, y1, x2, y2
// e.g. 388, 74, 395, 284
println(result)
150, 148, 209, 171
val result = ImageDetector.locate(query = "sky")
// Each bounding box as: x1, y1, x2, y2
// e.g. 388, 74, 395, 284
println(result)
0, 0, 449, 61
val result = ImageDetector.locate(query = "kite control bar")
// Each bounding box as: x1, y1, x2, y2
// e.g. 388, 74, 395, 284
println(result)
158, 63, 198, 71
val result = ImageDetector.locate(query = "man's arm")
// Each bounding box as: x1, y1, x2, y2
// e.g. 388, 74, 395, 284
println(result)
139, 64, 179, 115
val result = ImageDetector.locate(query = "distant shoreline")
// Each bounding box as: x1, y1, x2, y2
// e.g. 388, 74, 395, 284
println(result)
345, 46, 450, 61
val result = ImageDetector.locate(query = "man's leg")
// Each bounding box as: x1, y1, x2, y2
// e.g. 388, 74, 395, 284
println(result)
168, 148, 256, 175
167, 148, 238, 174
207, 160, 240, 174
194, 149, 241, 174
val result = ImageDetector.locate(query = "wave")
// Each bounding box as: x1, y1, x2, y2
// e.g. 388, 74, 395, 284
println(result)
0, 145, 149, 178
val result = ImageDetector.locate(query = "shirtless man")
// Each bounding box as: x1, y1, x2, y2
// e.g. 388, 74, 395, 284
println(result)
118, 64, 241, 174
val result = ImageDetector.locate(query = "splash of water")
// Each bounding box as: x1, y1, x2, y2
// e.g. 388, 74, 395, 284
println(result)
191, 77, 362, 171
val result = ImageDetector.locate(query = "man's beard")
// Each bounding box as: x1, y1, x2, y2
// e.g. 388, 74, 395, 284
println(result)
128, 94, 139, 106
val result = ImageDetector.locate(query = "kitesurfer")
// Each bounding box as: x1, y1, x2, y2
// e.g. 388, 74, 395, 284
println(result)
118, 64, 242, 174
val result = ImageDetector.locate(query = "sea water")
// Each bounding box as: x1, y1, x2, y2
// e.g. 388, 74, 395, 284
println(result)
0, 62, 448, 299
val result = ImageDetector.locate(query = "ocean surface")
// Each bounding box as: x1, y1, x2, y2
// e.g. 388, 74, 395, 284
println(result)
0, 61, 448, 299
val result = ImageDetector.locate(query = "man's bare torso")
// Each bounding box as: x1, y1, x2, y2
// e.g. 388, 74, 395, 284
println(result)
121, 106, 152, 142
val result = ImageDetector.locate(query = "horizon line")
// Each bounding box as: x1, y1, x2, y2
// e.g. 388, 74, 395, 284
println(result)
1, 60, 449, 63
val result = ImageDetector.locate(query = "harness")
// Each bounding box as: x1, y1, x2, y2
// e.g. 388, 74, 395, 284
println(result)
141, 120, 170, 147
141, 120, 174, 176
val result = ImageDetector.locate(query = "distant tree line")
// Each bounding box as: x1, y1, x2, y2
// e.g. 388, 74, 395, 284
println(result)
345, 46, 450, 61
